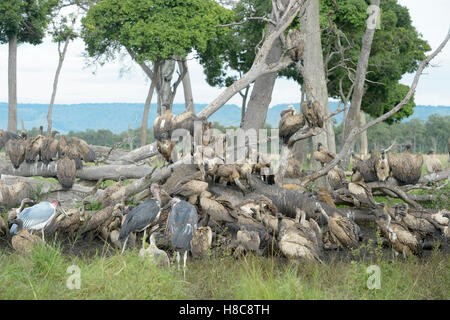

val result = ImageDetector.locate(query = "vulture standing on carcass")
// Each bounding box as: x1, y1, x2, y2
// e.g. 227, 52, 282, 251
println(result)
41, 130, 59, 165
234, 226, 261, 257
313, 142, 335, 167
167, 198, 199, 279
301, 100, 324, 128
317, 204, 361, 249
171, 179, 209, 204
424, 149, 443, 174
139, 233, 170, 268
10, 218, 43, 254
190, 226, 213, 259
277, 211, 323, 263
119, 184, 162, 253
343, 178, 377, 209
215, 164, 248, 194
278, 105, 305, 144
393, 204, 441, 240
57, 155, 77, 189
387, 144, 423, 185
7, 132, 27, 169
199, 191, 237, 225
372, 203, 421, 258
374, 149, 390, 181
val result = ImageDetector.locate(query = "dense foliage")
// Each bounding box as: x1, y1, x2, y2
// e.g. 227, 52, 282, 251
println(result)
81, 0, 233, 65
0, 0, 58, 44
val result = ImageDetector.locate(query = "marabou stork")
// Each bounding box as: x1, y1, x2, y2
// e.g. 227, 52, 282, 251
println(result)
9, 199, 64, 243
119, 184, 162, 253
167, 197, 199, 279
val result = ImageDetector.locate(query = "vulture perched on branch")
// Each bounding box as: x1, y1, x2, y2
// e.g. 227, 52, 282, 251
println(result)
6, 132, 27, 169
41, 130, 59, 165
57, 155, 77, 189
24, 126, 45, 163
278, 105, 305, 144
374, 149, 390, 182
388, 144, 423, 185
313, 142, 335, 167
352, 150, 378, 183
301, 100, 324, 128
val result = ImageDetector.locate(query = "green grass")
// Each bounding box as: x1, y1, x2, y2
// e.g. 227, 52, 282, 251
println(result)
0, 243, 448, 300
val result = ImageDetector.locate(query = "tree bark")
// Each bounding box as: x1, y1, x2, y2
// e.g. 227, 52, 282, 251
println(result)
342, 0, 380, 165
359, 111, 368, 155
8, 35, 18, 133
47, 36, 71, 136
140, 78, 156, 147
300, 0, 333, 186
241, 0, 290, 131
157, 59, 176, 114
0, 162, 154, 181
178, 59, 194, 113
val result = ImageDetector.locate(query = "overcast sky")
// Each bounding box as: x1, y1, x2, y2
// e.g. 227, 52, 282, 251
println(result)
0, 0, 449, 107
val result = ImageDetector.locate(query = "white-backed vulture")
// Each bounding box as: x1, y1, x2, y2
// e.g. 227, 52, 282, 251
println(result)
58, 135, 83, 169
139, 233, 170, 268
234, 226, 261, 256
352, 150, 379, 183
25, 127, 45, 163
11, 218, 43, 254
41, 130, 59, 165
424, 150, 443, 174
57, 155, 77, 189
277, 212, 323, 263
70, 137, 96, 163
373, 204, 421, 258
0, 130, 20, 151
190, 226, 213, 259
100, 176, 126, 207
301, 100, 324, 128
327, 166, 346, 190
388, 144, 423, 185
375, 149, 390, 181
6, 132, 27, 169
157, 139, 177, 163
313, 142, 335, 167
278, 105, 305, 144
199, 191, 237, 224
394, 204, 441, 240
171, 180, 208, 202
285, 29, 305, 62
344, 179, 377, 209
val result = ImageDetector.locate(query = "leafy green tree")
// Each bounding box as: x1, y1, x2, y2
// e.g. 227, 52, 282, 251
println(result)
0, 0, 59, 132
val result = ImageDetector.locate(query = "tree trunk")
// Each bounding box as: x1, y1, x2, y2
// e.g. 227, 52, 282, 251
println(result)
178, 59, 194, 113
239, 86, 250, 126
241, 0, 287, 131
342, 0, 380, 166
140, 79, 156, 147
359, 111, 368, 155
0, 162, 154, 181
157, 59, 176, 114
8, 35, 18, 133
300, 0, 332, 185
47, 38, 71, 136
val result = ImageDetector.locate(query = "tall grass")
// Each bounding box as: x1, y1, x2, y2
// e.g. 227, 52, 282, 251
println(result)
0, 243, 448, 300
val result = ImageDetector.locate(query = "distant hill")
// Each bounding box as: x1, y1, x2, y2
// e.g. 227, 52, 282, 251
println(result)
0, 102, 449, 134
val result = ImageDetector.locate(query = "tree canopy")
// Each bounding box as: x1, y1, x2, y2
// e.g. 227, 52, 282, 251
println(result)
201, 0, 430, 123
81, 0, 233, 65
0, 0, 58, 44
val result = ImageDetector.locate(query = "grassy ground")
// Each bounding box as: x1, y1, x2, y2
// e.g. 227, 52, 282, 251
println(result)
0, 241, 448, 300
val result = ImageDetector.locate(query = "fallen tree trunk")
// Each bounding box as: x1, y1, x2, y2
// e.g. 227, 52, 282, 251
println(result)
0, 162, 153, 181
90, 155, 193, 205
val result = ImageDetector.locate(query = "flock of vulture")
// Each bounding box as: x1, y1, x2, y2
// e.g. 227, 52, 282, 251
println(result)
0, 105, 449, 274
0, 126, 96, 188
